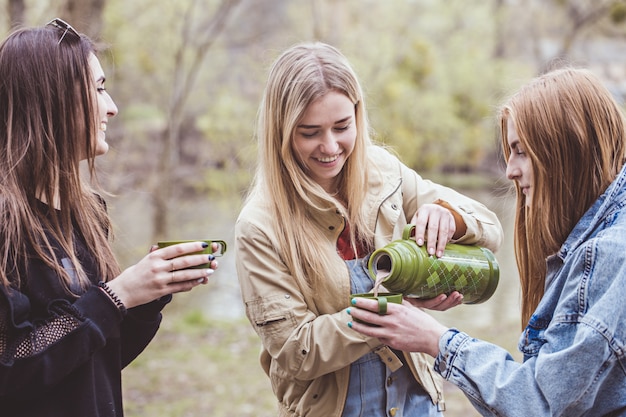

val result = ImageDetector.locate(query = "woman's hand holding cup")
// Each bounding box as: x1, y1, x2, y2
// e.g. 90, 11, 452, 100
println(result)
105, 240, 223, 309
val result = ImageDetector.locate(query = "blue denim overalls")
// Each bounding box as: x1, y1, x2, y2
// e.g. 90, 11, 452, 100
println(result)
342, 257, 442, 417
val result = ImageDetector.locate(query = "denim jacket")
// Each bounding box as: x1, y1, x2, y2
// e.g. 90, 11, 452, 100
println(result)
434, 164, 626, 417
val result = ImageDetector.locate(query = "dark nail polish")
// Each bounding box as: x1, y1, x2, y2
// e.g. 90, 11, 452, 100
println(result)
201, 242, 209, 248
207, 254, 215, 261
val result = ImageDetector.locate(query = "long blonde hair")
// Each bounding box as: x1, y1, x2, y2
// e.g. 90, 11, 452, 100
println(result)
0, 25, 120, 292
248, 42, 373, 296
500, 68, 626, 326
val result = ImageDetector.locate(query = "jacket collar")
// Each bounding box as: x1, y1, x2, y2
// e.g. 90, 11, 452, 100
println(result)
361, 150, 403, 228
559, 163, 626, 261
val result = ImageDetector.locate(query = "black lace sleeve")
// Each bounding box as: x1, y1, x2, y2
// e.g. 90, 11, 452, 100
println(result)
0, 288, 81, 361
0, 283, 120, 397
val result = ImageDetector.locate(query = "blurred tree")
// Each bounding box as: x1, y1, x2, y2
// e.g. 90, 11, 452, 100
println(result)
96, 0, 245, 239
64, 0, 106, 40
5, 0, 105, 39
152, 0, 242, 239
7, 0, 25, 29
537, 0, 626, 72
5, 0, 626, 248
345, 0, 520, 173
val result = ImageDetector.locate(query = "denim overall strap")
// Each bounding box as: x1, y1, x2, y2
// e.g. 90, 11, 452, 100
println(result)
343, 258, 442, 417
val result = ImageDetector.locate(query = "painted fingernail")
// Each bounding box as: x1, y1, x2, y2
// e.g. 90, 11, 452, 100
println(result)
428, 247, 435, 255
201, 242, 209, 248
348, 322, 353, 328
205, 268, 214, 276
207, 254, 215, 261
346, 308, 351, 315
197, 277, 205, 283
417, 239, 424, 246
351, 298, 357, 306
437, 250, 443, 257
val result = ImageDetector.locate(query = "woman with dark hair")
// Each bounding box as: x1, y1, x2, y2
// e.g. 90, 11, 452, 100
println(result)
0, 19, 219, 416
349, 68, 626, 416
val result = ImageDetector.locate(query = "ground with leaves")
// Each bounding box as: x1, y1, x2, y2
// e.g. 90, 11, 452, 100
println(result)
122, 290, 520, 417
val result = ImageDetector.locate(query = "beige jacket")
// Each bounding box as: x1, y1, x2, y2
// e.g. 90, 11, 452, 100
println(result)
235, 146, 503, 416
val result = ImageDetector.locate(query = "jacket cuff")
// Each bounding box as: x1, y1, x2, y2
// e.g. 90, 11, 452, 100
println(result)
73, 285, 124, 338
433, 328, 469, 379
434, 199, 467, 239
128, 294, 172, 322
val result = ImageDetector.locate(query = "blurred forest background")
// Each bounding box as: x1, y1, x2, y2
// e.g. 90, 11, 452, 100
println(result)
3, 0, 626, 416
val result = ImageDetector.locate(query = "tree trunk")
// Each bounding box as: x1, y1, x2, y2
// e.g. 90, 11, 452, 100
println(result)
7, 0, 25, 29
63, 0, 106, 40
151, 0, 242, 241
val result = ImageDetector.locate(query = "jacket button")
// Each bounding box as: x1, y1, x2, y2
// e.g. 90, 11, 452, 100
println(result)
391, 204, 398, 210
389, 407, 399, 416
329, 226, 335, 230
438, 360, 447, 372
386, 376, 393, 386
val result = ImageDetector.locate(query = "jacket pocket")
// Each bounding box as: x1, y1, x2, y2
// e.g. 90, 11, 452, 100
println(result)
246, 294, 296, 338
519, 316, 550, 360
269, 359, 310, 408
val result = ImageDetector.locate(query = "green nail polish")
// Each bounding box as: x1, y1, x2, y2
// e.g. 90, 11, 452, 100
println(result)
347, 322, 353, 328
346, 308, 351, 315
351, 298, 357, 306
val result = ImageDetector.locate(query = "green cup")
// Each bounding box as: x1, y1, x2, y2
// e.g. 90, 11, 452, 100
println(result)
157, 239, 227, 269
350, 292, 402, 325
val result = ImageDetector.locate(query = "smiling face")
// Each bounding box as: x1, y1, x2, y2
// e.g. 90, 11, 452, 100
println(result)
291, 90, 356, 193
505, 118, 534, 207
88, 53, 118, 158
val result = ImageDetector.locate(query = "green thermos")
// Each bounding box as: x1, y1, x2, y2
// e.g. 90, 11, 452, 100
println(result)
367, 225, 500, 304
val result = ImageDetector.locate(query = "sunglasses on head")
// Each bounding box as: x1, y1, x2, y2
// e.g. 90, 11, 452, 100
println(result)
46, 18, 79, 45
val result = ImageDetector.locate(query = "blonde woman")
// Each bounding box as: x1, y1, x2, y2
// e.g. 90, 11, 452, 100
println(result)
350, 68, 626, 416
235, 42, 503, 416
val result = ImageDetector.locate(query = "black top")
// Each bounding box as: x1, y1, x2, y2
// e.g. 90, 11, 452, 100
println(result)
0, 204, 171, 416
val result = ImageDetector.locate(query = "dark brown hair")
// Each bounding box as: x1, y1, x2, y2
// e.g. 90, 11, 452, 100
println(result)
0, 24, 120, 292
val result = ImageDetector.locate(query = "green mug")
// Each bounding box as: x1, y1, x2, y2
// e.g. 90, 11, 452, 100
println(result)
157, 239, 227, 269
350, 292, 402, 325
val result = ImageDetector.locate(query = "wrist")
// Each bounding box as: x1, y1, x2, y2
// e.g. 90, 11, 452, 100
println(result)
427, 324, 449, 357
98, 281, 127, 315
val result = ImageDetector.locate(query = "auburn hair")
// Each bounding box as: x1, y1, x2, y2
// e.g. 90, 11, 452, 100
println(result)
499, 68, 626, 326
